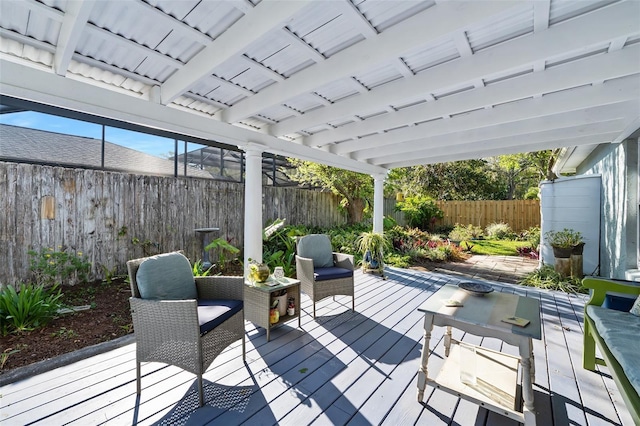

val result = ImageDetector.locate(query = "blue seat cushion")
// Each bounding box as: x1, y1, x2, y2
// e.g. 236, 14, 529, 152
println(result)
197, 299, 243, 335
136, 252, 197, 300
587, 305, 640, 396
314, 267, 353, 282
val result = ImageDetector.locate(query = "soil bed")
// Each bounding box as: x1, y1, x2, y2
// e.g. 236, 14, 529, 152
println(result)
1, 278, 132, 374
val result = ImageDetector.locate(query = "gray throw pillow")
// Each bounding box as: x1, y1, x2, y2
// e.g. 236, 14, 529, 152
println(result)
136, 252, 198, 300
630, 295, 640, 316
298, 234, 334, 268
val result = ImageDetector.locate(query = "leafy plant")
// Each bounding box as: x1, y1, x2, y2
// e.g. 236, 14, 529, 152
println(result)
1, 347, 20, 370
28, 247, 91, 286
204, 237, 240, 272
395, 195, 443, 231
448, 224, 482, 241
519, 265, 585, 293
485, 222, 513, 240
0, 283, 63, 335
356, 232, 390, 269
192, 259, 213, 277
545, 228, 583, 248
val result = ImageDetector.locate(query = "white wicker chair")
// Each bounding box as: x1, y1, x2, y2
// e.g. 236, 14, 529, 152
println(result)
295, 234, 355, 318
127, 252, 245, 407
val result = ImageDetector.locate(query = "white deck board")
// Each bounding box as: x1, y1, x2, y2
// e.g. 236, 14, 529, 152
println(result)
0, 267, 633, 426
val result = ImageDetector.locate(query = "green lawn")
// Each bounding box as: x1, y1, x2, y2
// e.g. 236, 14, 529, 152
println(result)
460, 239, 531, 256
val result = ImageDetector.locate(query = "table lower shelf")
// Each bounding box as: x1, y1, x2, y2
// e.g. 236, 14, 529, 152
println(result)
428, 342, 524, 422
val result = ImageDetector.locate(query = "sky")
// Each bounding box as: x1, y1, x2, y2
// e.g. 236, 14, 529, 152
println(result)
0, 110, 195, 158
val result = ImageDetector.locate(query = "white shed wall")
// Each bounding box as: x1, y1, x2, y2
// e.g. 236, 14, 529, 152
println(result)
540, 175, 601, 276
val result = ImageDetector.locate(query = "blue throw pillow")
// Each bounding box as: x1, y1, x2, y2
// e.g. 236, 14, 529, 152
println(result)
298, 234, 334, 268
136, 252, 198, 300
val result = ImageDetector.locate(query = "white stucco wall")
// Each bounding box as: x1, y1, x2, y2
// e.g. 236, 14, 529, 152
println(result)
576, 139, 638, 279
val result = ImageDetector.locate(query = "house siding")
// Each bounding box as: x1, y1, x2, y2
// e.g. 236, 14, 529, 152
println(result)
576, 139, 638, 279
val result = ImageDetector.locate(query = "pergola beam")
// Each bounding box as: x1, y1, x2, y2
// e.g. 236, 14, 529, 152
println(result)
225, 0, 519, 124
274, 0, 639, 137
53, 0, 94, 76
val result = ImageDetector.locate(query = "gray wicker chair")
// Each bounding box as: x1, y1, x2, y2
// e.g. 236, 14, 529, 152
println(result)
127, 252, 245, 407
295, 234, 355, 318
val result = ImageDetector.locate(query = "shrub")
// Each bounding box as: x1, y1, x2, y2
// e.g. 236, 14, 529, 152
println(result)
0, 283, 63, 335
448, 224, 483, 241
485, 222, 513, 240
28, 247, 91, 286
519, 266, 585, 293
395, 195, 443, 231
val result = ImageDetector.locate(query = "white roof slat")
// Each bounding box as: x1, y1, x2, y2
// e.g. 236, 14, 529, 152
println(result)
215, 57, 275, 93
402, 39, 460, 74
355, 63, 405, 90
314, 79, 359, 103
466, 3, 534, 53
286, 2, 364, 57
190, 76, 248, 107
283, 93, 325, 114
354, 0, 436, 32
549, 0, 617, 26
245, 30, 311, 78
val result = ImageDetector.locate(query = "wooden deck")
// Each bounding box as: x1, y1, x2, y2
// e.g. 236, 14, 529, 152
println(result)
1, 268, 634, 425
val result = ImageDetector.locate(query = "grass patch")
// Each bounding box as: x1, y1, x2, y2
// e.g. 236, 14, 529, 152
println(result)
461, 239, 531, 256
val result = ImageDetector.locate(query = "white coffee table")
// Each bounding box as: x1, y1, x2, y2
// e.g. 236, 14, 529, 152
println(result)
416, 283, 541, 425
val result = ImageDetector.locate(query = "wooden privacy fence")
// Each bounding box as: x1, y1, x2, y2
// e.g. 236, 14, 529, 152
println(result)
384, 198, 540, 232
0, 162, 346, 285
434, 200, 540, 232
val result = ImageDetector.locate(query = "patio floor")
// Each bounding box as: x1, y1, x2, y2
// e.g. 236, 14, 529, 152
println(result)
0, 266, 634, 425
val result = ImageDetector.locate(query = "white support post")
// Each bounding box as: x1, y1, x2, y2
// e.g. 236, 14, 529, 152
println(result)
241, 143, 264, 277
373, 173, 386, 234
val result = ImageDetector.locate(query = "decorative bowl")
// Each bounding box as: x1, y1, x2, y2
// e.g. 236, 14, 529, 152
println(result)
458, 282, 493, 296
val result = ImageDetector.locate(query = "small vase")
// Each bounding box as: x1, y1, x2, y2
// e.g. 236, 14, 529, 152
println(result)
250, 263, 270, 283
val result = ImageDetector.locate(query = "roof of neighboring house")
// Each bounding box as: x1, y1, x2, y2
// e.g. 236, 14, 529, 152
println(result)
0, 124, 212, 178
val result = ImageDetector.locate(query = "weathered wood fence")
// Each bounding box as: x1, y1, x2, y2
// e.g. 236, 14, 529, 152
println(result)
0, 162, 346, 285
1, 161, 541, 285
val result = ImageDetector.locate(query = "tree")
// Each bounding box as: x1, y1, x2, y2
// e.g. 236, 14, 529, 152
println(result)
487, 150, 559, 199
388, 160, 505, 200
286, 159, 373, 224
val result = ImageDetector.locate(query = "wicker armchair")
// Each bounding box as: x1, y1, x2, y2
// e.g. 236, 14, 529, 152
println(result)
295, 234, 355, 318
127, 252, 245, 407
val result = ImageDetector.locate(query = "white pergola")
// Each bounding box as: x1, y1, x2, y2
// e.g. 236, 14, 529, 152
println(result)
1, 0, 639, 267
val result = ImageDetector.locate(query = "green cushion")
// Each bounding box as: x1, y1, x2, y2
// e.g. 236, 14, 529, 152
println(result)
298, 234, 334, 268
136, 252, 197, 300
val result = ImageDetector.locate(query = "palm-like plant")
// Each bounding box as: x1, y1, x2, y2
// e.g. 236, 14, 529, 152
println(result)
356, 232, 390, 271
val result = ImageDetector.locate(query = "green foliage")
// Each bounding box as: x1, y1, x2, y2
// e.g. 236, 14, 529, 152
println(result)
286, 159, 373, 223
465, 240, 529, 256
204, 237, 240, 272
395, 195, 443, 231
192, 259, 213, 277
356, 232, 390, 269
262, 220, 310, 277
0, 283, 63, 335
485, 222, 514, 240
448, 224, 483, 241
388, 160, 506, 201
519, 265, 586, 294
522, 226, 541, 248
545, 228, 584, 248
1, 347, 21, 370
28, 247, 91, 286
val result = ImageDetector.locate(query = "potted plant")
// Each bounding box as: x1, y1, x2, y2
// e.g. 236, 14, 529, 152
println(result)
356, 231, 390, 275
544, 228, 584, 258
